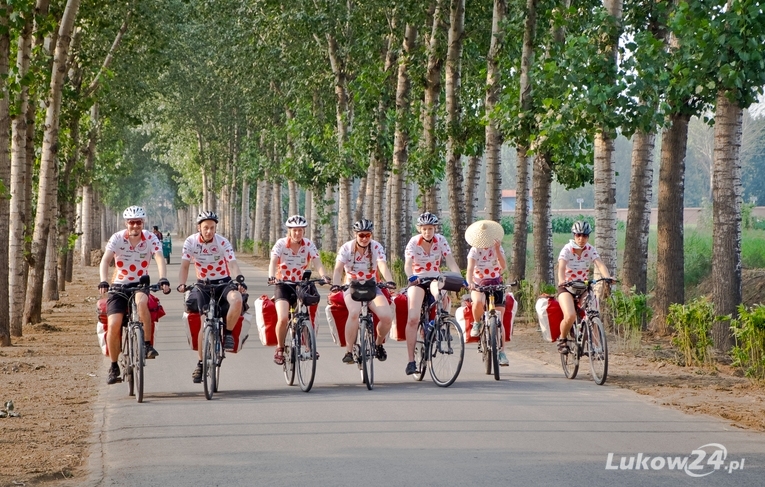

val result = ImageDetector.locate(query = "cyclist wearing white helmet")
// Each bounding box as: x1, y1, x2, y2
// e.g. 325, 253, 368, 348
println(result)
331, 219, 396, 364
98, 206, 171, 385
268, 215, 330, 366
177, 210, 246, 383
556, 220, 612, 354
403, 211, 462, 375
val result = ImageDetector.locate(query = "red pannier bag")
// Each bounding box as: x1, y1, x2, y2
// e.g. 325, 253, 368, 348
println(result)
96, 295, 162, 356
536, 295, 563, 342
390, 293, 409, 341
325, 289, 391, 347
254, 295, 278, 346
503, 293, 518, 342
183, 311, 252, 353
456, 293, 518, 344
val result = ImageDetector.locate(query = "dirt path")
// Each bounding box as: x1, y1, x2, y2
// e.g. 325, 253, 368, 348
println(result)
1, 257, 763, 486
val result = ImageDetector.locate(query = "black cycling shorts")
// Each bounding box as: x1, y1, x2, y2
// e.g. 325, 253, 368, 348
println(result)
106, 287, 147, 316
273, 282, 298, 307
189, 277, 233, 317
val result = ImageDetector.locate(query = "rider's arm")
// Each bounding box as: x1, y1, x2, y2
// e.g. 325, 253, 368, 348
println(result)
557, 257, 568, 286
466, 257, 476, 288
153, 251, 167, 280
404, 255, 414, 278
495, 241, 507, 273
376, 259, 394, 283
228, 259, 243, 280
593, 257, 611, 280
178, 259, 191, 288
444, 252, 461, 274
332, 259, 345, 286
313, 259, 330, 281
268, 254, 278, 279
99, 249, 115, 283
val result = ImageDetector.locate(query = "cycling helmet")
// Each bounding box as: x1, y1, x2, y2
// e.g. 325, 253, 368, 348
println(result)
352, 219, 373, 232
196, 210, 219, 224
123, 206, 146, 220
285, 215, 308, 228
417, 212, 439, 226
571, 220, 592, 236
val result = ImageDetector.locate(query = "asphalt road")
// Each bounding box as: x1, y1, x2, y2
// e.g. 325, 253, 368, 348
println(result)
71, 244, 765, 487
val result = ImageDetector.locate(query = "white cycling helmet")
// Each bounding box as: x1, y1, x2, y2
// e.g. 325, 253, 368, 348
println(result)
571, 220, 592, 236
352, 219, 373, 232
123, 206, 146, 220
417, 212, 439, 226
285, 215, 308, 228
196, 210, 219, 224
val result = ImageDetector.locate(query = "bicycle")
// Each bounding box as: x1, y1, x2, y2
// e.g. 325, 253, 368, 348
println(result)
188, 278, 243, 400
270, 271, 325, 392
411, 277, 465, 387
473, 281, 517, 381
559, 278, 614, 385
337, 280, 394, 390
109, 281, 160, 403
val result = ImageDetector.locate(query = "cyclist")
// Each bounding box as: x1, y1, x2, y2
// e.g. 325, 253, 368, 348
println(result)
268, 215, 331, 366
330, 219, 396, 364
403, 211, 463, 375
98, 206, 171, 385
177, 211, 247, 383
465, 220, 509, 366
556, 220, 612, 354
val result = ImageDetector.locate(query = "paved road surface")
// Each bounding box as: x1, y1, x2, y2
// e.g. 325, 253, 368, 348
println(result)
70, 244, 765, 486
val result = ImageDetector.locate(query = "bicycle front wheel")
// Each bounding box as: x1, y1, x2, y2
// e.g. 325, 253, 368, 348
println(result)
202, 325, 216, 400
360, 317, 374, 390
428, 317, 465, 387
296, 320, 316, 392
560, 326, 579, 380
413, 323, 427, 381
283, 324, 296, 386
489, 316, 500, 381
481, 321, 492, 376
132, 326, 145, 403
587, 316, 608, 385
214, 323, 223, 393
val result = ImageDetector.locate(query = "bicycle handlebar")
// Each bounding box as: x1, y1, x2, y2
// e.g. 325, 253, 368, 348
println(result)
109, 283, 160, 293
561, 277, 617, 288
269, 278, 328, 286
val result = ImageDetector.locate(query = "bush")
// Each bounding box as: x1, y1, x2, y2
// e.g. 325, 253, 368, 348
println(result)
668, 297, 714, 367
729, 304, 765, 380
319, 250, 336, 275
684, 231, 713, 288
606, 287, 651, 351
239, 238, 254, 254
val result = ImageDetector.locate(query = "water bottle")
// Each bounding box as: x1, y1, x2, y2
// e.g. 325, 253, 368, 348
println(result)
426, 319, 434, 334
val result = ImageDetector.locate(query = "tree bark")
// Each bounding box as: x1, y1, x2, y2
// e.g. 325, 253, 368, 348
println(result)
652, 113, 690, 333
326, 33, 351, 243
622, 130, 655, 295
465, 155, 481, 222
444, 0, 467, 267
80, 104, 98, 265
23, 0, 81, 326
594, 132, 618, 276
0, 10, 11, 345
533, 152, 554, 290
484, 0, 506, 222
711, 91, 742, 352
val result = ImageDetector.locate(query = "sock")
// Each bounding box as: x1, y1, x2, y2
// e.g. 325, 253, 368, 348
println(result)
111, 361, 118, 369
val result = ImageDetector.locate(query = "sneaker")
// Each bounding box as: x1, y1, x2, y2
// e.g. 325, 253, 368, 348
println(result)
145, 344, 159, 359
498, 350, 509, 366
342, 351, 354, 364
405, 361, 417, 375
557, 338, 570, 354
192, 362, 203, 383
107, 365, 122, 385
224, 333, 236, 351
376, 344, 387, 362
470, 320, 483, 338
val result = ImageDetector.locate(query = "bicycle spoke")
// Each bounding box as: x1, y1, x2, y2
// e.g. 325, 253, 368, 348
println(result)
428, 317, 464, 387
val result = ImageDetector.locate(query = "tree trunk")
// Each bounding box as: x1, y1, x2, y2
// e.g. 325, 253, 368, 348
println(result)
484, 0, 506, 222
270, 180, 282, 245
444, 0, 467, 267
23, 0, 81, 326
532, 152, 554, 291
43, 219, 59, 301
652, 113, 690, 333
288, 180, 299, 217
80, 104, 98, 265
321, 185, 336, 251
240, 179, 250, 246
594, 132, 618, 276
0, 12, 10, 345
465, 155, 481, 222
711, 91, 742, 352
254, 178, 271, 257
622, 130, 655, 295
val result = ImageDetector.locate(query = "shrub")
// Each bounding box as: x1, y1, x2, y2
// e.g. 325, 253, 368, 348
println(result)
239, 238, 254, 253
606, 287, 651, 351
684, 231, 713, 288
668, 297, 714, 367
319, 250, 336, 275
729, 304, 765, 380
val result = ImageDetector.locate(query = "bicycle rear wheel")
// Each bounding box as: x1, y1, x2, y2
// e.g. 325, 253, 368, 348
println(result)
296, 319, 316, 392
360, 317, 374, 390
132, 326, 145, 403
428, 317, 465, 387
412, 323, 427, 381
560, 326, 579, 380
489, 316, 500, 381
214, 323, 223, 393
587, 316, 608, 385
481, 321, 492, 376
202, 325, 216, 400
122, 330, 134, 397
283, 324, 296, 386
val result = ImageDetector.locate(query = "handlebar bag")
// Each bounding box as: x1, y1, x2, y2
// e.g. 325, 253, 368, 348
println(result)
350, 279, 377, 302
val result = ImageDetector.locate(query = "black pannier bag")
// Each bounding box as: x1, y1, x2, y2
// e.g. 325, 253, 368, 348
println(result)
350, 279, 377, 302
438, 272, 465, 292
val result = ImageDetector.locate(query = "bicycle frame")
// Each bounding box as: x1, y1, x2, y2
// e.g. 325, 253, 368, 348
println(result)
193, 280, 233, 400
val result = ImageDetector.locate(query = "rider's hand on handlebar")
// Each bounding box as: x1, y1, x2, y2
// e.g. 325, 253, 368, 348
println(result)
408, 275, 419, 286
98, 281, 109, 293
385, 281, 396, 290
330, 285, 342, 293
322, 275, 331, 285
177, 283, 187, 293
268, 276, 276, 285
158, 277, 171, 295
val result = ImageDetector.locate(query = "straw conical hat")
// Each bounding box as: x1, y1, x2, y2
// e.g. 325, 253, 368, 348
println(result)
465, 220, 504, 248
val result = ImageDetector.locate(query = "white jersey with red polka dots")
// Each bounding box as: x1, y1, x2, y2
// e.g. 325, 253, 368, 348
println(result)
405, 234, 453, 278
468, 246, 505, 283
181, 233, 236, 280
271, 237, 320, 282
106, 230, 162, 284
336, 239, 387, 282
558, 241, 601, 282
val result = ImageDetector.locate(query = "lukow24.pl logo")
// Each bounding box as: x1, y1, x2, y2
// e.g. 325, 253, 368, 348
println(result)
606, 443, 745, 477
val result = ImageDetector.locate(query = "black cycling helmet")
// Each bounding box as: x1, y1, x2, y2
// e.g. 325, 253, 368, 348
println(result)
571, 220, 592, 236
196, 210, 219, 224
417, 212, 439, 226
352, 219, 373, 232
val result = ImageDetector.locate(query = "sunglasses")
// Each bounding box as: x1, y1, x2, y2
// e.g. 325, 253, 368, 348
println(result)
127, 220, 144, 226
356, 232, 372, 239
574, 233, 589, 238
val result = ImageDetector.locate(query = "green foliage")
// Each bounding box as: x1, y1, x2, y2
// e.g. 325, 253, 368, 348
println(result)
515, 279, 556, 319
551, 214, 596, 234
668, 298, 715, 367
684, 230, 713, 288
742, 234, 765, 269
729, 304, 765, 380
239, 238, 254, 254
607, 287, 651, 351
500, 216, 532, 235
742, 202, 756, 230
389, 257, 407, 288
319, 250, 336, 276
